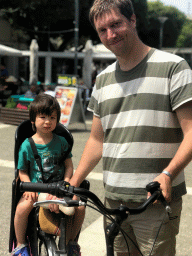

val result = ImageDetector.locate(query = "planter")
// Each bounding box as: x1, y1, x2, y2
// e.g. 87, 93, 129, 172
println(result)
0, 107, 29, 126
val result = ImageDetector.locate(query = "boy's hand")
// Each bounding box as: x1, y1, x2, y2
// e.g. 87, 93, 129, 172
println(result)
23, 191, 38, 203
46, 194, 60, 213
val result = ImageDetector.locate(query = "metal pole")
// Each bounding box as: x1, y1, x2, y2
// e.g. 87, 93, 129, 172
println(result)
74, 0, 79, 76
159, 23, 163, 49
158, 17, 168, 49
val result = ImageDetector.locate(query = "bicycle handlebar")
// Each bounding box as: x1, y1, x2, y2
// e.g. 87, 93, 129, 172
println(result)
20, 181, 171, 215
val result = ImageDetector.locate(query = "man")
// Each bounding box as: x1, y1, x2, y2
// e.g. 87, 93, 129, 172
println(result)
70, 0, 192, 255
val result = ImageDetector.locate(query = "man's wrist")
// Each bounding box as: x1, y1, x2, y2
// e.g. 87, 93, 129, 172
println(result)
162, 170, 173, 180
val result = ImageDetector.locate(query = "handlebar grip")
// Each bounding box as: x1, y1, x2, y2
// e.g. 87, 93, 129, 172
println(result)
146, 181, 172, 213
146, 181, 160, 194
20, 182, 52, 194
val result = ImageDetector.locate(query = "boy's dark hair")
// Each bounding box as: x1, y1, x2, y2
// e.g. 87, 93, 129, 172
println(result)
89, 0, 135, 28
29, 93, 61, 126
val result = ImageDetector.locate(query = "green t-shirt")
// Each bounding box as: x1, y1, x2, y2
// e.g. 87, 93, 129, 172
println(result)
18, 134, 72, 183
88, 48, 192, 202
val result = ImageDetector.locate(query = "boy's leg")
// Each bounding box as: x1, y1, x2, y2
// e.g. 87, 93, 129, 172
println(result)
66, 205, 85, 243
14, 197, 34, 246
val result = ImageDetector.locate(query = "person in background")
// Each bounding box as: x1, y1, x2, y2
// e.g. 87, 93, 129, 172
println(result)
44, 85, 56, 97
69, 0, 192, 255
0, 62, 9, 106
0, 62, 9, 81
24, 84, 37, 98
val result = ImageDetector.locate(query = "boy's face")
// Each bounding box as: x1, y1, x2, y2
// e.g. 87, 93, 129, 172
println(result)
32, 110, 57, 134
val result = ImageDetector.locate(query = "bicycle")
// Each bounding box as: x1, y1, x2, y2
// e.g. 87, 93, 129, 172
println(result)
20, 180, 172, 256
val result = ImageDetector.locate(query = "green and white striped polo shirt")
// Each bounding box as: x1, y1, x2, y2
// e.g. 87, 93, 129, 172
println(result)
88, 48, 192, 202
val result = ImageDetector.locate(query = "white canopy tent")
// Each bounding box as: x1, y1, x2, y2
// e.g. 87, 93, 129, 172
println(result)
0, 44, 22, 56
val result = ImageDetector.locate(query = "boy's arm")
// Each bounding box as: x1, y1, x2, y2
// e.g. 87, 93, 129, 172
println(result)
19, 169, 38, 202
64, 158, 73, 183
19, 169, 31, 182
47, 158, 73, 213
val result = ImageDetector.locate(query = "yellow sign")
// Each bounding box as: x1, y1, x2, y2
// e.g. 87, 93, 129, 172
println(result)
57, 75, 77, 86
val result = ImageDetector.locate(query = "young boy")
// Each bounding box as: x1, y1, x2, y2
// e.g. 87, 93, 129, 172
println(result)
12, 93, 84, 256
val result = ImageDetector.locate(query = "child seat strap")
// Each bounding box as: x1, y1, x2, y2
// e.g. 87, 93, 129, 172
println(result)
28, 137, 45, 182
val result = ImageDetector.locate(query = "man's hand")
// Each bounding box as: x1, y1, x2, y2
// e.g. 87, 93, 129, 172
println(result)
147, 173, 172, 203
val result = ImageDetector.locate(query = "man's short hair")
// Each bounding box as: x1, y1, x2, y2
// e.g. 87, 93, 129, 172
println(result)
89, 0, 135, 28
29, 93, 61, 124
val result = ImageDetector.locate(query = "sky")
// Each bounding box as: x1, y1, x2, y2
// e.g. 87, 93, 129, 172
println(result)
148, 0, 192, 15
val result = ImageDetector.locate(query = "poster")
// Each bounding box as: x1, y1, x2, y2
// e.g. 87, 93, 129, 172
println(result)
55, 86, 78, 126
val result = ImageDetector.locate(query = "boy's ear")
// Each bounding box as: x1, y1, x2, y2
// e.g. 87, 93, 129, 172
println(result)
31, 121, 36, 132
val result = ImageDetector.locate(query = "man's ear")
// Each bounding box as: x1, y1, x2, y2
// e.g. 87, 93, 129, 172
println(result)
130, 14, 136, 26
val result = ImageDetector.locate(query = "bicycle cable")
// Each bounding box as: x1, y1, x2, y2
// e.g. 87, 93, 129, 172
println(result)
66, 190, 142, 256
85, 203, 131, 256
148, 211, 168, 256
62, 189, 168, 256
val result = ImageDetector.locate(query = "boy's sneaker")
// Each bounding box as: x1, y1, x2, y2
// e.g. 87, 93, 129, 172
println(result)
11, 244, 30, 256
68, 241, 81, 256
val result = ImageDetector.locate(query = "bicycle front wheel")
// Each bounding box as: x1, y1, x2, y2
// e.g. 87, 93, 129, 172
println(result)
38, 236, 57, 256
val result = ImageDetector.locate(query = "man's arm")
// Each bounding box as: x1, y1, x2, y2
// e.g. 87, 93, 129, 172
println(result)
154, 101, 192, 201
64, 158, 73, 182
70, 115, 104, 187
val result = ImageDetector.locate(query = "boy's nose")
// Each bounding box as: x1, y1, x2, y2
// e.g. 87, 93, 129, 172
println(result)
45, 117, 51, 123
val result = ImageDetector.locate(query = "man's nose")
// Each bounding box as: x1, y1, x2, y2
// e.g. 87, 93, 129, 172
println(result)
107, 28, 116, 39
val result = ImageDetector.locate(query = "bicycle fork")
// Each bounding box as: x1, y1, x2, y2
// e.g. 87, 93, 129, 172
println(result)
105, 206, 128, 256
56, 217, 68, 256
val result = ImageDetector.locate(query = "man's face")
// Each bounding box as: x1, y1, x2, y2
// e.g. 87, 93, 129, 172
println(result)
94, 8, 136, 58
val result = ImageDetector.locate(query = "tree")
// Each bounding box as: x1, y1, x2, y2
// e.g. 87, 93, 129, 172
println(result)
132, 0, 148, 43
0, 0, 94, 51
0, 0, 149, 51
176, 20, 192, 47
146, 1, 187, 48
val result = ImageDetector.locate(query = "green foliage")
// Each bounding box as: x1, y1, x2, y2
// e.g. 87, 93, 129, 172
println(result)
1, 0, 189, 50
176, 20, 192, 47
5, 97, 16, 109
147, 1, 187, 48
0, 0, 149, 50
132, 0, 148, 41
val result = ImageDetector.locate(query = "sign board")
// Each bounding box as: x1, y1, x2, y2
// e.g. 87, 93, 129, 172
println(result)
55, 86, 86, 129
57, 74, 77, 86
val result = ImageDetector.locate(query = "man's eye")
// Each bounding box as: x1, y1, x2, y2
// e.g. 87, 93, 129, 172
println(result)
99, 28, 106, 34
112, 22, 120, 28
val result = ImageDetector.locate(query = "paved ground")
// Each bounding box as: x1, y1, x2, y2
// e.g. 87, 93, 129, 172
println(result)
0, 113, 192, 255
